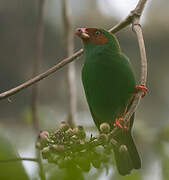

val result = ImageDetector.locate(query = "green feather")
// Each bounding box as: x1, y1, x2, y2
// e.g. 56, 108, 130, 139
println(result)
81, 28, 141, 175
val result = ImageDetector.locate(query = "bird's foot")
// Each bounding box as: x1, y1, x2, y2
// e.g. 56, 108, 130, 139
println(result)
113, 118, 128, 131
135, 84, 148, 98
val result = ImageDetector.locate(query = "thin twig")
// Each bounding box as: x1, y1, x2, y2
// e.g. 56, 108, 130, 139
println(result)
0, 49, 83, 100
0, 157, 38, 163
109, 0, 147, 33
62, 0, 76, 128
0, 0, 148, 105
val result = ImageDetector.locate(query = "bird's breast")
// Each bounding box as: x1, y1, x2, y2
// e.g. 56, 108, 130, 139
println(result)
82, 55, 135, 122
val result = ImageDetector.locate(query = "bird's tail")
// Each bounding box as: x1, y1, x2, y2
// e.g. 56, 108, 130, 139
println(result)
113, 131, 141, 175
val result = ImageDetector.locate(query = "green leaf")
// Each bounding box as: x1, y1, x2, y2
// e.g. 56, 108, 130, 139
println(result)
0, 134, 29, 180
47, 166, 84, 180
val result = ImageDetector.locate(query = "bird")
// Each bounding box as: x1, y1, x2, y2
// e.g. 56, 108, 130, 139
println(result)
74, 27, 146, 175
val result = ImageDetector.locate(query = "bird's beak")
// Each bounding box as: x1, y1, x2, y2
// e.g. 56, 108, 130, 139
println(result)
74, 28, 90, 39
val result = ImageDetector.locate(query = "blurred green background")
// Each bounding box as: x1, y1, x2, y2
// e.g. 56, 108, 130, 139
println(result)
0, 0, 169, 179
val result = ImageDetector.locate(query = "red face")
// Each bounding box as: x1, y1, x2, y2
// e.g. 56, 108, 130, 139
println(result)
75, 28, 108, 45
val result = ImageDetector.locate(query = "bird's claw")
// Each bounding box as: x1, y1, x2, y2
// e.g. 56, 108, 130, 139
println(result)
113, 118, 128, 131
135, 84, 147, 98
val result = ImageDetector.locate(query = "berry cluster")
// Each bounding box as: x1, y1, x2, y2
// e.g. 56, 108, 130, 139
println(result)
36, 122, 128, 172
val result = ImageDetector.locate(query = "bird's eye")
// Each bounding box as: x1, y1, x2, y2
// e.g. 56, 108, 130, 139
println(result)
77, 29, 82, 33
95, 30, 101, 36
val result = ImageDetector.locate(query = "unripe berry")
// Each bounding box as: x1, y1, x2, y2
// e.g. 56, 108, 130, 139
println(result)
73, 126, 86, 139
42, 147, 50, 159
59, 122, 70, 132
100, 123, 110, 133
65, 128, 74, 137
52, 144, 65, 152
119, 145, 128, 153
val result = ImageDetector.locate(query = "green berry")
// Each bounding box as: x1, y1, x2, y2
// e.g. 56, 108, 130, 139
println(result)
73, 127, 86, 139
41, 147, 50, 159
39, 131, 49, 139
52, 144, 65, 152
65, 128, 74, 137
119, 145, 128, 153
59, 122, 70, 132
37, 131, 49, 149
36, 141, 41, 149
100, 123, 110, 133
118, 145, 132, 167
77, 125, 84, 131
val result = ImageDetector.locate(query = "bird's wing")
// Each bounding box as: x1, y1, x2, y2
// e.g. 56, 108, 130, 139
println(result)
81, 53, 136, 129
81, 64, 103, 128
88, 104, 102, 129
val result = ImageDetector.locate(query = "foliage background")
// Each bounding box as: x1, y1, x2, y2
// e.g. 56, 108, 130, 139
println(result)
0, 0, 169, 179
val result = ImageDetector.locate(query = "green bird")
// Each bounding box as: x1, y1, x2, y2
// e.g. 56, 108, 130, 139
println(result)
75, 27, 143, 175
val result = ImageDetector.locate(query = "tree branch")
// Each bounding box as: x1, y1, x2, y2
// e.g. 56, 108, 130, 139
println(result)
0, 49, 83, 100
0, 0, 148, 103
109, 0, 147, 33
124, 0, 148, 123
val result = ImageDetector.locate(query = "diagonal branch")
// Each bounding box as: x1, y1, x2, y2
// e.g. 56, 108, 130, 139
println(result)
109, 0, 147, 33
0, 0, 148, 101
0, 49, 83, 100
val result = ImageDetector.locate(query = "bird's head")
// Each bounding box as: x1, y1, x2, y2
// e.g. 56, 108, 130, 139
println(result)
74, 28, 108, 45
74, 27, 121, 54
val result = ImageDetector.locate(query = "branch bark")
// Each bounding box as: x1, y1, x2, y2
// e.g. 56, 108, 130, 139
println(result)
109, 0, 147, 33
0, 50, 83, 100
124, 0, 148, 123
62, 0, 77, 128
